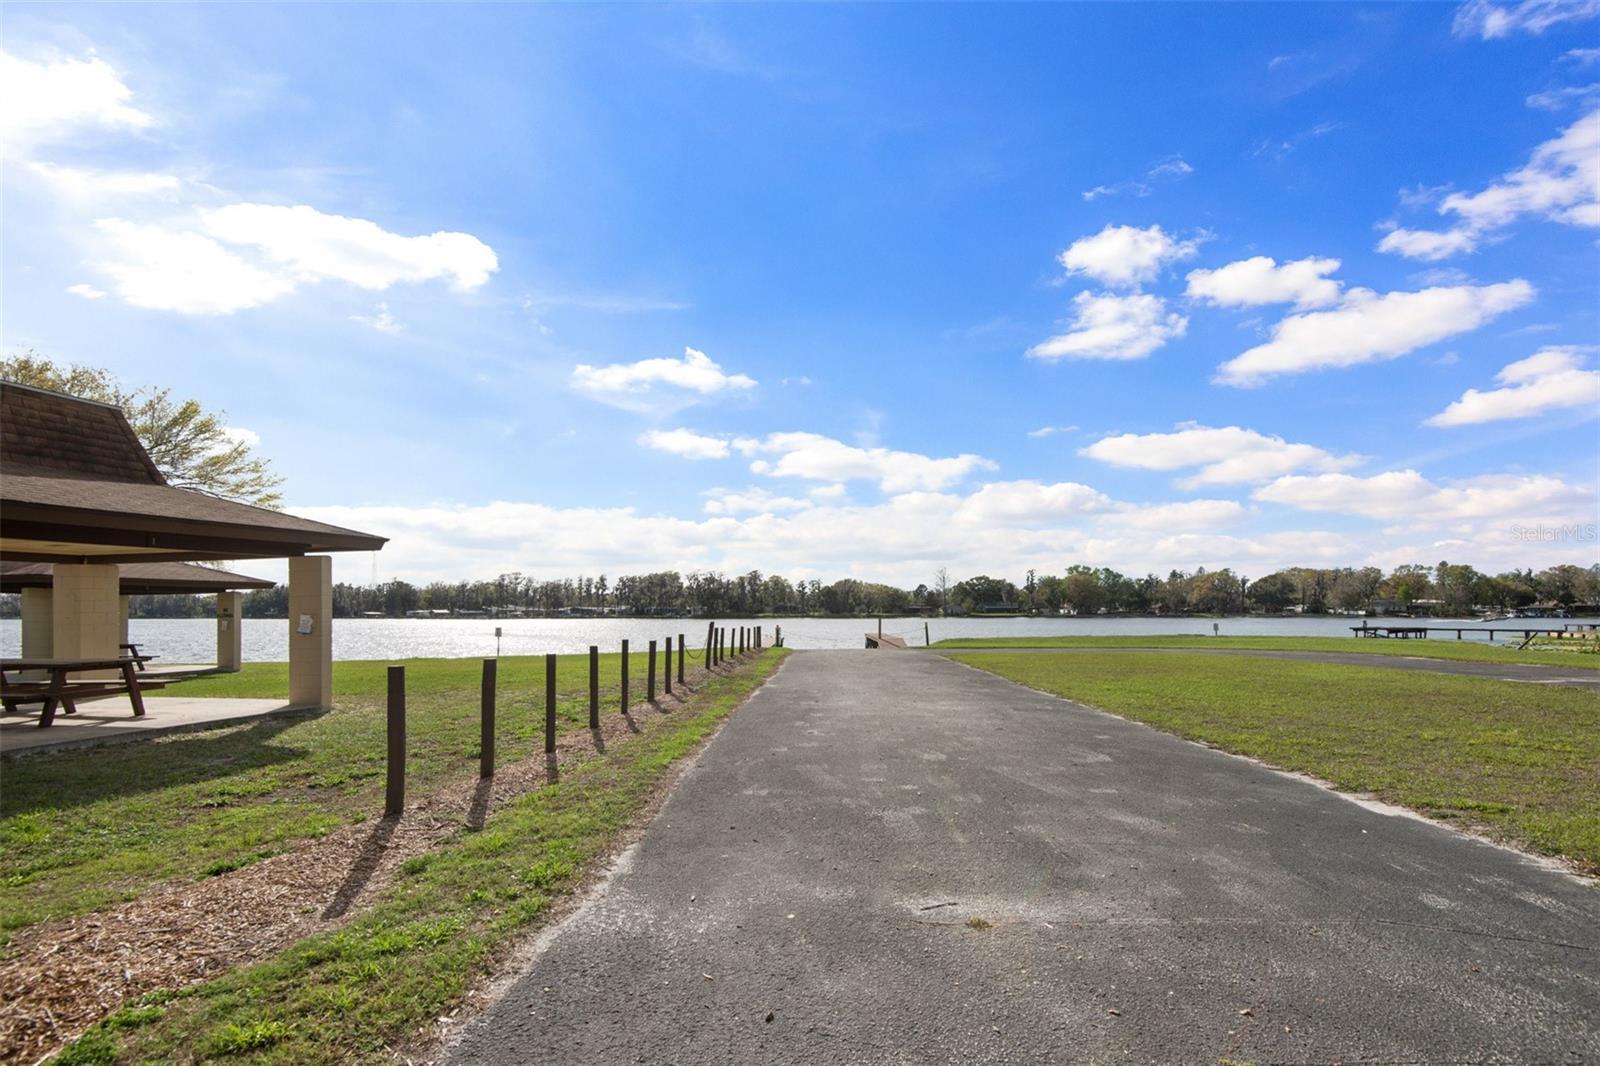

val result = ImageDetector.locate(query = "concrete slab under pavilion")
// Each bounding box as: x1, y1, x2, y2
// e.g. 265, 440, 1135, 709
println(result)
0, 696, 307, 756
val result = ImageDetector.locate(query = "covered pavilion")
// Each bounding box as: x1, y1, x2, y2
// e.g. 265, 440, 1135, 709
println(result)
2, 560, 275, 672
0, 380, 386, 728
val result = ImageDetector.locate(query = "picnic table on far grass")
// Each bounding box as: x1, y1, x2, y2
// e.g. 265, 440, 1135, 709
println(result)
0, 656, 166, 728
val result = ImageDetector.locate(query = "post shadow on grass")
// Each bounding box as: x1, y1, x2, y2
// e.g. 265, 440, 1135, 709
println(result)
0, 713, 311, 819
465, 776, 493, 832
321, 813, 399, 920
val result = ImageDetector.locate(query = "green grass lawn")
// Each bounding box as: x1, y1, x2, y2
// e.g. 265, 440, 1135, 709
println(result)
932, 632, 1600, 668
949, 651, 1600, 873
1, 646, 715, 940
50, 649, 786, 1066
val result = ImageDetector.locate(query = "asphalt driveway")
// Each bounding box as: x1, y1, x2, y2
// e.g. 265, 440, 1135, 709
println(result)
446, 650, 1599, 1064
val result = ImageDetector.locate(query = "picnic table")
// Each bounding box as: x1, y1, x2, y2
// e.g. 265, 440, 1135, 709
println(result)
0, 656, 165, 728
120, 642, 157, 671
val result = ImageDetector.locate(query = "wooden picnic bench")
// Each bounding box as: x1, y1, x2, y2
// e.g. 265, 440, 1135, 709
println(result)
0, 657, 167, 728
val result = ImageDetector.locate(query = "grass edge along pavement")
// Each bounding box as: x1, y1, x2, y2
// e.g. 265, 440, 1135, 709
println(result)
947, 649, 1600, 877
3, 648, 725, 938
930, 632, 1600, 668
45, 647, 787, 1066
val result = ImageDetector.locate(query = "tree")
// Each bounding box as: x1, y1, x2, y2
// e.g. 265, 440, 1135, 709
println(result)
1, 352, 283, 507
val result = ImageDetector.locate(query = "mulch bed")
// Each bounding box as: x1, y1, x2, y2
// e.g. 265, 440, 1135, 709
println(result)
0, 658, 756, 1065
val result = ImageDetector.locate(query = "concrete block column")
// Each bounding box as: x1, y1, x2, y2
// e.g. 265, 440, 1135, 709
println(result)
20, 587, 53, 680
53, 563, 121, 679
216, 590, 243, 673
119, 596, 131, 647
288, 556, 333, 709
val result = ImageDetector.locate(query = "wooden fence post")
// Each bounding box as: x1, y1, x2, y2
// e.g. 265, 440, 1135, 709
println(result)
480, 658, 496, 779
925, 621, 930, 646
648, 639, 658, 703
544, 653, 557, 754
665, 636, 673, 695
678, 633, 686, 685
386, 665, 405, 817
588, 645, 599, 728
621, 639, 630, 711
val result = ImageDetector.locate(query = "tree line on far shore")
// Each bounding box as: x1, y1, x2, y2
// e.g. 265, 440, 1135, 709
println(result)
5, 560, 1587, 621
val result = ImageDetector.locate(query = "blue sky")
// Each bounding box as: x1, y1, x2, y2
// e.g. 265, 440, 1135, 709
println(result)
3, 1, 1597, 586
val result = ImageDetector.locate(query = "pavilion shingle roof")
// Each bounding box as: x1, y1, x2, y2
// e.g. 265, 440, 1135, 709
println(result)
0, 383, 165, 484
0, 380, 387, 561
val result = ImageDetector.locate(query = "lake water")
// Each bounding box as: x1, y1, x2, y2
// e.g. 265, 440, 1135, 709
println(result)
5, 614, 1591, 663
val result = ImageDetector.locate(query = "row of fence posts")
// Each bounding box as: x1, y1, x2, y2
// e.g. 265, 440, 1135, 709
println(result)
383, 624, 764, 818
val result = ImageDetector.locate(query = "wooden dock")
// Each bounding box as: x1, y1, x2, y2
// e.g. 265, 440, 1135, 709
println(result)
1352, 623, 1597, 643
865, 632, 907, 649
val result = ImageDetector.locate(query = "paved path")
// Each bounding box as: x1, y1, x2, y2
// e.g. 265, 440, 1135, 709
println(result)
937, 645, 1600, 689
448, 651, 1599, 1064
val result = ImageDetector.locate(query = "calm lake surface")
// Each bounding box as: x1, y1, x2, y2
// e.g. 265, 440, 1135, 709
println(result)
5, 614, 1593, 663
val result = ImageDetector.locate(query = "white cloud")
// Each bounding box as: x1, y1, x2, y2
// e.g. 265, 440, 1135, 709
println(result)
1148, 157, 1194, 180
740, 431, 996, 493
1026, 425, 1079, 439
1057, 224, 1200, 287
955, 480, 1113, 525
279, 491, 1417, 592
1425, 346, 1600, 426
281, 458, 1593, 588
1567, 47, 1600, 63
65, 283, 105, 300
1028, 292, 1187, 362
1255, 469, 1589, 524
201, 203, 497, 291
1378, 109, 1599, 259
219, 426, 261, 451
350, 302, 404, 335
702, 487, 813, 515
1214, 280, 1535, 386
1080, 158, 1194, 201
638, 428, 733, 460
1375, 227, 1481, 260
1452, 0, 1600, 39
87, 204, 499, 315
26, 162, 179, 200
573, 347, 757, 411
92, 219, 297, 314
0, 50, 151, 150
1527, 82, 1600, 110
1184, 256, 1343, 309
809, 483, 847, 499
1103, 499, 1248, 531
1081, 423, 1362, 488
